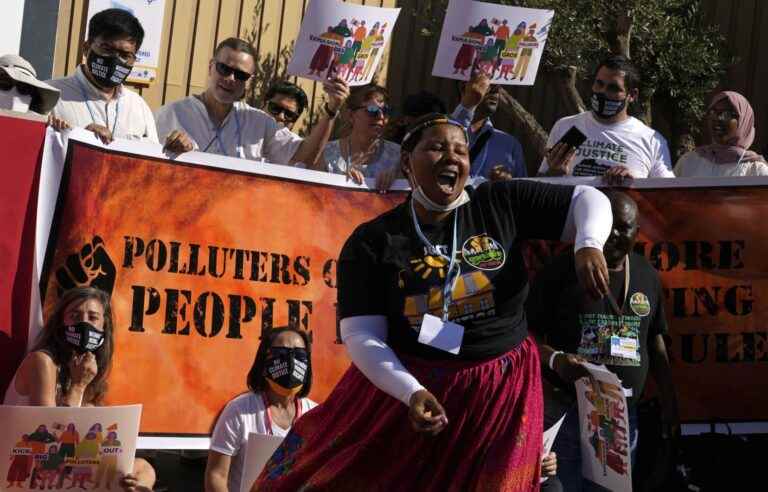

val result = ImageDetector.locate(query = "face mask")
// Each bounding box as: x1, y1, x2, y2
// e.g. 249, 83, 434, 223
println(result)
264, 347, 308, 397
87, 50, 132, 88
63, 321, 105, 353
407, 169, 470, 212
591, 92, 627, 119
0, 87, 32, 113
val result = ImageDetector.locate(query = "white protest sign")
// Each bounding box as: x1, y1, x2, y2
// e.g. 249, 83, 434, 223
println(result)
240, 433, 284, 492
287, 0, 401, 86
0, 405, 142, 491
541, 414, 566, 484
575, 363, 632, 492
86, 0, 167, 84
432, 0, 554, 85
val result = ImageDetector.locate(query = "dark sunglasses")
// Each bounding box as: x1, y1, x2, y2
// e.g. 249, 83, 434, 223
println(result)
706, 108, 738, 123
267, 101, 300, 122
214, 61, 252, 82
355, 103, 391, 118
270, 346, 309, 361
0, 74, 35, 96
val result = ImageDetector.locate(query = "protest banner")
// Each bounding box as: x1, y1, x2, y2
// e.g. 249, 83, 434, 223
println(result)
0, 113, 47, 398
0, 404, 141, 491
432, 0, 554, 85
576, 363, 632, 492
86, 0, 167, 84
287, 0, 401, 85
240, 433, 284, 492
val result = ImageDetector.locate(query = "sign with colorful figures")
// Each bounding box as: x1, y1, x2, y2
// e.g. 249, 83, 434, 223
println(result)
432, 0, 554, 85
575, 363, 632, 492
0, 405, 141, 491
287, 0, 401, 85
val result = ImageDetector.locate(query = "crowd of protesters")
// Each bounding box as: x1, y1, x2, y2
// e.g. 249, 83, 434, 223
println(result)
1, 6, 765, 492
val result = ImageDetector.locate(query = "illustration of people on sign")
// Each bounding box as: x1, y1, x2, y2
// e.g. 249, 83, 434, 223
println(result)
583, 380, 630, 477
6, 434, 34, 488
512, 23, 540, 81
308, 19, 387, 82
93, 429, 123, 488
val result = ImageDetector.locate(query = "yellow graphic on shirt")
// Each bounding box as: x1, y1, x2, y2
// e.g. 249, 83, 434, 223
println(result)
404, 270, 495, 328
410, 254, 449, 280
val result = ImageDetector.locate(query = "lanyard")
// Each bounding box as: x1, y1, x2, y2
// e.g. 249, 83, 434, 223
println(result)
409, 199, 460, 321
77, 77, 120, 136
202, 103, 244, 158
470, 124, 492, 176
261, 393, 302, 436
605, 255, 630, 318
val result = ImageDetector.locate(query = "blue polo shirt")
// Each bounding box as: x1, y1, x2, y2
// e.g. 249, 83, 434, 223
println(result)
452, 104, 527, 178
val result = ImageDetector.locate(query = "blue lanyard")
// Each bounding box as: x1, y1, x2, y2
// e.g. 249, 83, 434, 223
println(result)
410, 199, 460, 321
206, 107, 243, 158
77, 77, 119, 136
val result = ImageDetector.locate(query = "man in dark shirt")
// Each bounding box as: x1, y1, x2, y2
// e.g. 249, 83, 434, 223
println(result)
527, 191, 678, 491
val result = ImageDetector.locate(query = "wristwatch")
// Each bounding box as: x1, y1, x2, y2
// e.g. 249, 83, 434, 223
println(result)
324, 102, 338, 118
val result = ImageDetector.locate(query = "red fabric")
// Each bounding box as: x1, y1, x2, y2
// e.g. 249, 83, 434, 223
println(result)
0, 114, 46, 398
254, 337, 543, 492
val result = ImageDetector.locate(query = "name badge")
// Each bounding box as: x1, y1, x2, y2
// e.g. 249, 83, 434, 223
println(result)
610, 335, 639, 360
418, 314, 464, 355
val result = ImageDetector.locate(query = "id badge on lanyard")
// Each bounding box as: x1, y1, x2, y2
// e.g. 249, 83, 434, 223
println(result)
605, 256, 639, 361
410, 199, 465, 354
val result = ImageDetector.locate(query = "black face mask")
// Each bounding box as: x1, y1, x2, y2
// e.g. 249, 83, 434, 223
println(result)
264, 347, 309, 396
591, 92, 628, 119
63, 321, 105, 354
87, 50, 132, 88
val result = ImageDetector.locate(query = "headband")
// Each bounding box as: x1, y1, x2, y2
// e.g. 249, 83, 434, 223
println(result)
401, 117, 468, 149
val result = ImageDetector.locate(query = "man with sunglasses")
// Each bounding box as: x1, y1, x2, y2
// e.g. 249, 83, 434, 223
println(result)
452, 73, 527, 181
539, 55, 673, 183
263, 81, 308, 132
0, 55, 60, 116
46, 9, 158, 144
156, 37, 349, 166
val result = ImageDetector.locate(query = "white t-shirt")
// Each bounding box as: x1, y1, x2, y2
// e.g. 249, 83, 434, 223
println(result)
46, 66, 158, 142
209, 392, 317, 492
155, 96, 303, 164
539, 111, 673, 178
674, 150, 768, 177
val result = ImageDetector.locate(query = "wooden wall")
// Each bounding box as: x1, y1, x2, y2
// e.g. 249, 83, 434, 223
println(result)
52, 0, 397, 133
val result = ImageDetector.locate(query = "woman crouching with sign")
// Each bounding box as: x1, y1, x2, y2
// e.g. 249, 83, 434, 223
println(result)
3, 287, 155, 491
252, 113, 613, 491
206, 327, 316, 492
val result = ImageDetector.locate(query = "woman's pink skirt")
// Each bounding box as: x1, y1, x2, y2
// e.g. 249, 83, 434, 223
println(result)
254, 337, 544, 492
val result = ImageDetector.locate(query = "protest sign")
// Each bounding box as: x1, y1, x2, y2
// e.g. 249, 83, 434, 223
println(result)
432, 0, 554, 85
240, 433, 284, 492
576, 363, 632, 492
0, 404, 141, 491
287, 0, 400, 85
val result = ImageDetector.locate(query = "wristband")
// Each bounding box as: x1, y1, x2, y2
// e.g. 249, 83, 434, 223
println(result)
548, 351, 563, 371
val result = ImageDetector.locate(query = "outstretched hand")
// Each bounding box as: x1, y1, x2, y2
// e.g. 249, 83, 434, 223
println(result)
408, 389, 448, 436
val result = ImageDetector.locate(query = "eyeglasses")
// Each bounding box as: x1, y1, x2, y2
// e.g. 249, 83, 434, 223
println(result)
0, 73, 35, 96
354, 103, 391, 118
215, 61, 252, 82
706, 109, 738, 123
266, 101, 300, 122
92, 42, 137, 64
270, 346, 309, 361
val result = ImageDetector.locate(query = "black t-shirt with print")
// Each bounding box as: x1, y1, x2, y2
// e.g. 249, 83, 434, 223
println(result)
337, 180, 574, 360
527, 251, 667, 406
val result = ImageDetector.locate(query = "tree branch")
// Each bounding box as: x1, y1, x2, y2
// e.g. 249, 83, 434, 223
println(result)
554, 66, 587, 115
497, 88, 549, 164
606, 9, 633, 58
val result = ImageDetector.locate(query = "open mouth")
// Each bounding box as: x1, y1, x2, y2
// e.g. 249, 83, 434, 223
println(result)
436, 168, 459, 194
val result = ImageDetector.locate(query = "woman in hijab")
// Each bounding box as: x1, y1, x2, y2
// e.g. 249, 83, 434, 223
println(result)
675, 91, 767, 176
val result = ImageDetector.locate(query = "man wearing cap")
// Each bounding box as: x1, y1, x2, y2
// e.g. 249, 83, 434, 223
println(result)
46, 8, 159, 145
0, 54, 60, 116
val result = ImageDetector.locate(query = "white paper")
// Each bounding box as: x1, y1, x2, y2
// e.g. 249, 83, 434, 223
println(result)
575, 363, 632, 492
432, 0, 554, 85
417, 314, 464, 355
86, 0, 167, 81
287, 0, 401, 86
0, 405, 142, 491
541, 414, 567, 484
240, 433, 284, 492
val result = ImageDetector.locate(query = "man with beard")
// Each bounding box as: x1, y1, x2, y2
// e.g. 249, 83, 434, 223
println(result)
526, 191, 679, 491
452, 72, 526, 180
46, 9, 158, 144
539, 55, 673, 182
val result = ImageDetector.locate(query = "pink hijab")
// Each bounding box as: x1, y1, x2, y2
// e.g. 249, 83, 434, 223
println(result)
696, 91, 764, 164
